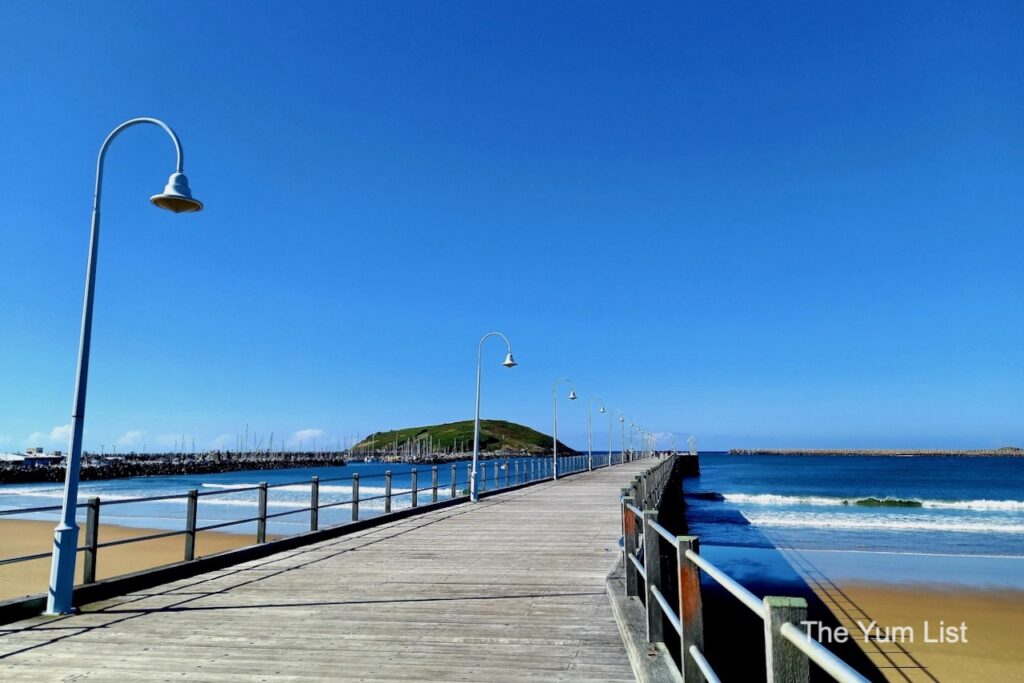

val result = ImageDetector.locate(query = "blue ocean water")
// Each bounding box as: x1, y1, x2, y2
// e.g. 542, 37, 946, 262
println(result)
0, 456, 573, 537
685, 453, 1024, 557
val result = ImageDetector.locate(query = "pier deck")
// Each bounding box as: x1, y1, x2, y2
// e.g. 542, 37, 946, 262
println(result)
0, 462, 649, 681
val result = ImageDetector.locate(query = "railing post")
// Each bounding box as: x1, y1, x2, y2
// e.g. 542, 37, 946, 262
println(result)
257, 482, 268, 544
678, 536, 705, 683
531, 460, 536, 481
411, 468, 418, 507
385, 470, 392, 513
352, 473, 360, 521
432, 465, 438, 503
514, 460, 519, 484
764, 596, 810, 683
493, 460, 498, 489
504, 460, 510, 488
451, 464, 457, 498
622, 492, 638, 596
83, 497, 100, 584
642, 510, 664, 644
310, 476, 320, 531
184, 489, 198, 561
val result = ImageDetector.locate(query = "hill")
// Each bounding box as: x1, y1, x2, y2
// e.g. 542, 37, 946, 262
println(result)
353, 420, 576, 455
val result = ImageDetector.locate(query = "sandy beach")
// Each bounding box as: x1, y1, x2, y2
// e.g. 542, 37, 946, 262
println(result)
810, 581, 1024, 682
0, 519, 259, 602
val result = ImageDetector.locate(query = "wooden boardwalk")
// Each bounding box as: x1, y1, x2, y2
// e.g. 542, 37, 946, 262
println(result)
0, 462, 649, 682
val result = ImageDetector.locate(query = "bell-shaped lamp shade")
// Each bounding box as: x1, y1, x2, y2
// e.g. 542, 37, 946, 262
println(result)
501, 352, 517, 368
568, 389, 577, 400
151, 172, 203, 213
619, 416, 625, 422
599, 406, 606, 413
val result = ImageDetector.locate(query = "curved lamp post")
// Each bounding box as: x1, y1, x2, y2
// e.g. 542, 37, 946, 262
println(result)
613, 410, 625, 464
47, 117, 202, 615
551, 378, 576, 479
587, 397, 605, 471
471, 332, 516, 502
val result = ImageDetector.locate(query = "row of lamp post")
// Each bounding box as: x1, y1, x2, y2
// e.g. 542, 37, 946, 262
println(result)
46, 118, 656, 615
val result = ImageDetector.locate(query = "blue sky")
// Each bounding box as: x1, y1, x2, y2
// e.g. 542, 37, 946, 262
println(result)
1, 1, 1021, 453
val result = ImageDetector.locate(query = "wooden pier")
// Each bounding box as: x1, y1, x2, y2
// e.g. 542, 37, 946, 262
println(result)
0, 461, 653, 681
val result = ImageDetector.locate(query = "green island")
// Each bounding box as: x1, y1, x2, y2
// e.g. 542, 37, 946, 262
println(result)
353, 419, 576, 457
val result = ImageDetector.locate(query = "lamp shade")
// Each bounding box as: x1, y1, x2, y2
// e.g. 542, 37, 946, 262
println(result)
568, 389, 577, 400
502, 352, 517, 368
151, 172, 203, 213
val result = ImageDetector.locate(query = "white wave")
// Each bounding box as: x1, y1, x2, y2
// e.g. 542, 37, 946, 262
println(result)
721, 493, 1024, 512
742, 511, 1024, 534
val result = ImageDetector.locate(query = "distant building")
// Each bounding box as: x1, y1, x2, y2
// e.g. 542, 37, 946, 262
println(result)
0, 452, 65, 468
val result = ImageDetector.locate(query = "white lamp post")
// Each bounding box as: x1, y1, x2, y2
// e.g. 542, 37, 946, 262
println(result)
471, 332, 516, 502
551, 378, 576, 479
47, 117, 202, 616
587, 397, 605, 471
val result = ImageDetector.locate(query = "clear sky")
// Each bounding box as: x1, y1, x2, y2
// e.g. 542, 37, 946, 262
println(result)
1, 1, 1021, 453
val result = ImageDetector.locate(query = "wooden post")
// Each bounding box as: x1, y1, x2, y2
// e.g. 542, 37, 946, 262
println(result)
184, 489, 198, 561
622, 493, 638, 596
310, 476, 320, 531
431, 466, 438, 503
642, 510, 663, 644
352, 473, 360, 521
257, 482, 268, 544
411, 468, 418, 507
764, 596, 809, 683
450, 464, 457, 498
385, 470, 392, 513
678, 536, 705, 682
83, 497, 100, 584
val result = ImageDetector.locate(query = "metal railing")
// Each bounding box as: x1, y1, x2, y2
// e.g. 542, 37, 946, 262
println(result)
620, 459, 869, 683
0, 451, 633, 592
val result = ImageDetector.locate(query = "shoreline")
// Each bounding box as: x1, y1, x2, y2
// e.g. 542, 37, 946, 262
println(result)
0, 518, 260, 602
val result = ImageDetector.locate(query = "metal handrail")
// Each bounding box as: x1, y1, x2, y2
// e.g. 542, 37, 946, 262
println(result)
619, 454, 868, 683
688, 646, 721, 683
684, 548, 766, 619
0, 454, 625, 580
649, 584, 681, 635
780, 622, 870, 683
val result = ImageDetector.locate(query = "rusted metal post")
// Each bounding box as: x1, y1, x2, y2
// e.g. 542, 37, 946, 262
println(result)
310, 476, 320, 531
643, 510, 663, 643
411, 468, 418, 507
385, 470, 392, 513
257, 482, 268, 543
351, 473, 360, 521
678, 536, 705, 682
764, 597, 810, 683
431, 466, 438, 503
83, 497, 100, 584
622, 493, 638, 596
184, 489, 198, 561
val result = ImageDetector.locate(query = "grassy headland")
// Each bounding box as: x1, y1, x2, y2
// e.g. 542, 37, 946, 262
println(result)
353, 419, 575, 456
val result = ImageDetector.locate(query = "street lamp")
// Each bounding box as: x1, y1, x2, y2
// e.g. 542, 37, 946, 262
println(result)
613, 410, 625, 463
587, 397, 605, 471
47, 117, 202, 615
471, 332, 516, 502
551, 378, 576, 479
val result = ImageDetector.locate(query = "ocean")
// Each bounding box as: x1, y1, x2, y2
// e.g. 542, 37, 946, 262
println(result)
684, 452, 1024, 590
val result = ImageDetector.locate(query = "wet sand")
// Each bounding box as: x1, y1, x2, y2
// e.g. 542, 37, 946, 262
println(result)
0, 519, 259, 602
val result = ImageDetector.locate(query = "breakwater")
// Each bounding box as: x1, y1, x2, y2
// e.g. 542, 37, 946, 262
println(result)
0, 451, 348, 484
729, 447, 1022, 457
